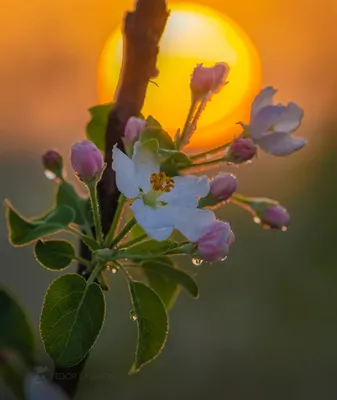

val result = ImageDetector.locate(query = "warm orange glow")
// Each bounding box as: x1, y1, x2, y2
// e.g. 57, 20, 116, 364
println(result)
98, 3, 262, 148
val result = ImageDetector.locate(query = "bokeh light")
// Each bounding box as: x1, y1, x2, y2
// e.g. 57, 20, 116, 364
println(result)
99, 3, 262, 148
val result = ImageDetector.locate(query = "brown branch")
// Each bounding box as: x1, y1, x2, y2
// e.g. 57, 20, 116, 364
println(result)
53, 0, 169, 398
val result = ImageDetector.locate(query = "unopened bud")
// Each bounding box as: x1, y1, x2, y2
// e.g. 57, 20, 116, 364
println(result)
197, 221, 235, 263
42, 150, 63, 178
259, 204, 290, 229
210, 173, 237, 201
190, 63, 229, 100
124, 117, 146, 144
71, 140, 103, 183
228, 138, 257, 164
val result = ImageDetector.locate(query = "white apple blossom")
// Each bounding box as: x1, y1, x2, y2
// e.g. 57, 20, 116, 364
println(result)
245, 87, 307, 156
112, 141, 215, 242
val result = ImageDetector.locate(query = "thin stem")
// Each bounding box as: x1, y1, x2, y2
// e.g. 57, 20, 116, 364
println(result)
103, 194, 126, 247
73, 256, 92, 269
88, 184, 103, 247
190, 143, 230, 161
231, 193, 251, 205
180, 156, 228, 170
87, 262, 104, 285
114, 260, 133, 281
118, 233, 148, 249
111, 218, 137, 247
176, 99, 199, 149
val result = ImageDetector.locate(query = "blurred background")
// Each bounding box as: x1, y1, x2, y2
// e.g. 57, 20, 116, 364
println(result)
1, 0, 337, 399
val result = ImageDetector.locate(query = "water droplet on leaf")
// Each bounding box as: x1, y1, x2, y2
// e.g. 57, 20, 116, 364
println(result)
129, 310, 137, 321
44, 170, 56, 180
111, 267, 118, 274
253, 216, 261, 224
192, 257, 203, 266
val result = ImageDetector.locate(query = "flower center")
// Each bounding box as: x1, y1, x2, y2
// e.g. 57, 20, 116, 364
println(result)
150, 172, 175, 193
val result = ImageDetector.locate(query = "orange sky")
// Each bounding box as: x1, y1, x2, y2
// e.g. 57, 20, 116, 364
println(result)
0, 0, 336, 152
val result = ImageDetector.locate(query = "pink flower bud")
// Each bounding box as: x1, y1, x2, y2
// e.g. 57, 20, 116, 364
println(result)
197, 221, 235, 262
260, 205, 290, 229
124, 117, 146, 144
190, 62, 230, 99
228, 138, 257, 163
71, 140, 103, 182
210, 173, 237, 201
42, 150, 63, 178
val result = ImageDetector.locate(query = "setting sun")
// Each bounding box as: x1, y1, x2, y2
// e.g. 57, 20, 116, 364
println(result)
98, 3, 261, 148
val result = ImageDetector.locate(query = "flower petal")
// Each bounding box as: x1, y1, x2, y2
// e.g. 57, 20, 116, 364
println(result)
160, 175, 210, 207
112, 145, 139, 198
250, 105, 284, 140
250, 87, 277, 120
257, 131, 307, 156
274, 102, 304, 133
173, 208, 216, 242
132, 141, 160, 192
131, 199, 174, 241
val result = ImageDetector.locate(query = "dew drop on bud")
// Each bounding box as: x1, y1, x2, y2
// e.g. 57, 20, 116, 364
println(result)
44, 170, 56, 180
192, 257, 203, 266
129, 310, 137, 321
281, 226, 288, 232
253, 216, 261, 224
111, 267, 118, 274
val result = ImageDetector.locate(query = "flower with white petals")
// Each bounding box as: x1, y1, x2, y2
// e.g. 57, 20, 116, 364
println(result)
244, 87, 307, 156
112, 141, 215, 241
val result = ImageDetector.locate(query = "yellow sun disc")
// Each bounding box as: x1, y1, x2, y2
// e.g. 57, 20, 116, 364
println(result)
98, 3, 262, 148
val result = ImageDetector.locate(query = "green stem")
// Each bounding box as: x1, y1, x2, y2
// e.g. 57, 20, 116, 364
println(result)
176, 99, 199, 149
88, 184, 103, 247
111, 218, 137, 247
114, 260, 133, 281
103, 194, 126, 247
231, 193, 252, 205
180, 156, 229, 170
118, 233, 148, 249
74, 256, 92, 269
87, 262, 104, 285
190, 143, 230, 161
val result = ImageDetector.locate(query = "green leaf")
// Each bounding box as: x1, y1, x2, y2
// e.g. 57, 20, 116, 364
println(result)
142, 257, 179, 310
0, 287, 35, 364
34, 240, 75, 270
159, 149, 193, 167
140, 126, 175, 151
142, 258, 199, 299
86, 103, 114, 151
81, 234, 100, 251
125, 240, 179, 258
56, 180, 93, 226
40, 274, 105, 367
129, 281, 168, 373
5, 201, 75, 246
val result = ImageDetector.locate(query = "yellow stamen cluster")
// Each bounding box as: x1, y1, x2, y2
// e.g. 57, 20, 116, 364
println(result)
150, 172, 175, 193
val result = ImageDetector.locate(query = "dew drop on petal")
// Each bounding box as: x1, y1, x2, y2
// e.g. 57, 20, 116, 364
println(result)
44, 170, 56, 180
129, 310, 137, 321
192, 257, 203, 266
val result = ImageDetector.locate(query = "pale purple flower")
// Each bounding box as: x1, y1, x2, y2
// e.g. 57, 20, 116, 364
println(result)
71, 140, 103, 182
210, 173, 237, 201
197, 221, 235, 262
246, 87, 307, 156
124, 117, 146, 144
